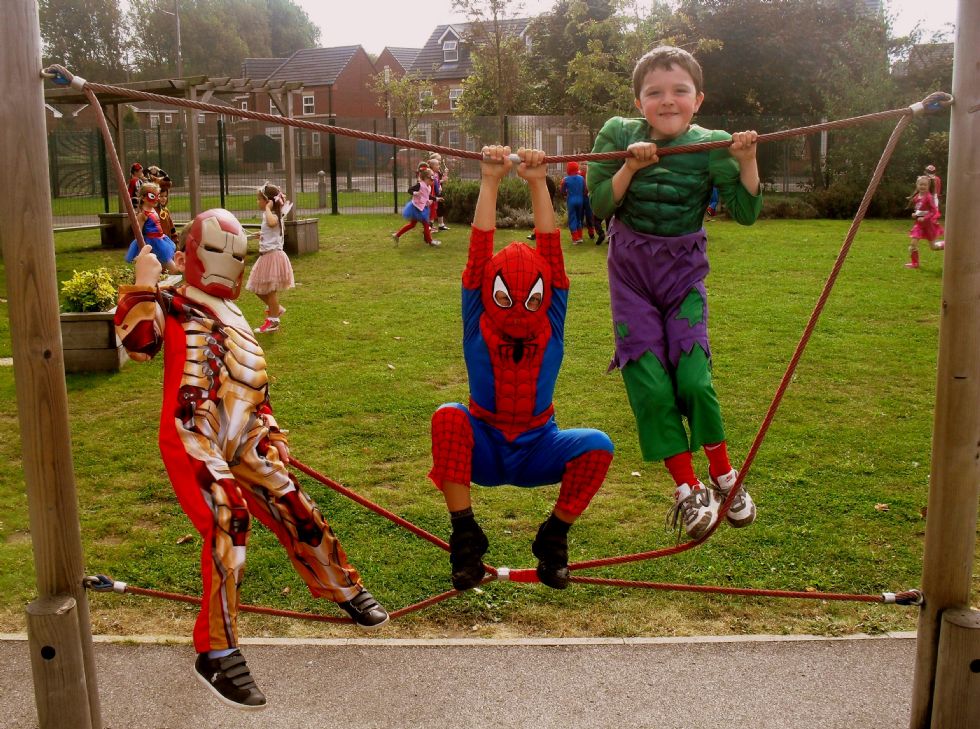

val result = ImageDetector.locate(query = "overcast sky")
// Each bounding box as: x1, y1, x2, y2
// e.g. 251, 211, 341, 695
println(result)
293, 0, 958, 56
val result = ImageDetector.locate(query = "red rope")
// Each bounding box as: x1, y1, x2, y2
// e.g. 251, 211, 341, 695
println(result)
569, 576, 885, 603
44, 66, 950, 166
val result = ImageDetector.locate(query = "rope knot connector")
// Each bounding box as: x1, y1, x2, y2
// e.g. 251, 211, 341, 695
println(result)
83, 574, 126, 594
911, 92, 954, 116
890, 589, 924, 606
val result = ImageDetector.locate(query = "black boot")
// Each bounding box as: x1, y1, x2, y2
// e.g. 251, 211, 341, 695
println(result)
531, 514, 571, 589
449, 516, 489, 591
339, 588, 389, 630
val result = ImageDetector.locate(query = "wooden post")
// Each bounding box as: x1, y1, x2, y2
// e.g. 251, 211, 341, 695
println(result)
26, 596, 93, 729
0, 2, 102, 728
930, 609, 980, 728
908, 2, 980, 726
114, 103, 128, 212
187, 86, 201, 216
282, 91, 297, 221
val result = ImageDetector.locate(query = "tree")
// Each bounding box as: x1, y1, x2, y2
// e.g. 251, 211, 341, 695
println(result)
369, 70, 437, 141
39, 0, 127, 82
126, 0, 320, 79
452, 0, 537, 141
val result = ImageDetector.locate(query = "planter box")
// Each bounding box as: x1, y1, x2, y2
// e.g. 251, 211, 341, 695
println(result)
99, 212, 133, 249
284, 218, 319, 256
60, 309, 127, 373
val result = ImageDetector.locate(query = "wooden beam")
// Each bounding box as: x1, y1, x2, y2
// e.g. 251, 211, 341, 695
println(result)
1, 2, 102, 726
908, 1, 980, 726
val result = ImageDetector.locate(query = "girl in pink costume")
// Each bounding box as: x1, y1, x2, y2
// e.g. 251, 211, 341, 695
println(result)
906, 175, 944, 269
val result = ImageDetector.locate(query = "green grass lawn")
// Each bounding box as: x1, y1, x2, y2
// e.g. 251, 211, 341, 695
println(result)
0, 215, 972, 640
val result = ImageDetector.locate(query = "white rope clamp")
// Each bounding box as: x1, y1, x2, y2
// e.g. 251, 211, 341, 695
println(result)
70, 75, 88, 91
495, 566, 511, 581
481, 154, 524, 164
909, 102, 926, 116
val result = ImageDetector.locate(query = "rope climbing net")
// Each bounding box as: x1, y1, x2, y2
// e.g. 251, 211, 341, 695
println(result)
49, 65, 946, 624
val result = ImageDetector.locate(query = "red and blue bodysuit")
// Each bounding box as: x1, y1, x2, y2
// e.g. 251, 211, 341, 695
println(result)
429, 226, 613, 588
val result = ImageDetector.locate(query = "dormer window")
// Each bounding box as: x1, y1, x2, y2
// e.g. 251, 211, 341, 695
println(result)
443, 40, 458, 63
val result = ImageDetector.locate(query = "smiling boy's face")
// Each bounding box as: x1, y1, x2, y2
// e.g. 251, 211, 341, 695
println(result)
634, 63, 704, 142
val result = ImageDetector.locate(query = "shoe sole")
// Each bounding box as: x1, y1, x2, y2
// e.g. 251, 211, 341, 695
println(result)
352, 613, 390, 631
194, 668, 267, 711
726, 506, 757, 528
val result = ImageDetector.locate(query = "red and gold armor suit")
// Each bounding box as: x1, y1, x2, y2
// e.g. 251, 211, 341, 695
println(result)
116, 228, 364, 653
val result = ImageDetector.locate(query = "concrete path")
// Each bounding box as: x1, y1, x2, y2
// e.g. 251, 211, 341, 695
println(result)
1, 633, 915, 729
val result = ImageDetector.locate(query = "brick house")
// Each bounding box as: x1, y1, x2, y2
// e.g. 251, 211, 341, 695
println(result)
375, 47, 422, 82
242, 46, 386, 121
408, 19, 531, 115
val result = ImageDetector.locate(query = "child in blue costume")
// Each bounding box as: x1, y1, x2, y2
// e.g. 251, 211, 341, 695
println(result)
560, 161, 588, 244
588, 46, 762, 539
125, 181, 177, 273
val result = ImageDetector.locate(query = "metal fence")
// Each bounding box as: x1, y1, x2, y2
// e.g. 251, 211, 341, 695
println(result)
49, 113, 825, 229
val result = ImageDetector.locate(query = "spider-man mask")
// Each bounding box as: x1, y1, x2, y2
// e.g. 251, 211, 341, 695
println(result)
183, 208, 248, 299
481, 242, 552, 341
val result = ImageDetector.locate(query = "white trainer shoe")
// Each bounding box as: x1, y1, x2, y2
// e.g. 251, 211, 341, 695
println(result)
668, 482, 719, 539
709, 469, 756, 527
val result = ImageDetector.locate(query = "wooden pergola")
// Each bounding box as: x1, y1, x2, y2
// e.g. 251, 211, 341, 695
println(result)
44, 75, 304, 218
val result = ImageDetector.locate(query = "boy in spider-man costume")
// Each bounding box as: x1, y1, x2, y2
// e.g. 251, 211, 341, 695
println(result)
429, 146, 614, 591
115, 209, 388, 710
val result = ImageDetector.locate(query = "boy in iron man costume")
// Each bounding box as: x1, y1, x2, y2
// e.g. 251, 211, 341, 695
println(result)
115, 209, 387, 710
429, 147, 614, 591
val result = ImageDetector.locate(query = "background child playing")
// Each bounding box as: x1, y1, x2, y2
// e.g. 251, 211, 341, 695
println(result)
124, 181, 177, 273
560, 161, 588, 244
587, 45, 762, 539
393, 165, 440, 247
580, 162, 604, 244
429, 145, 613, 591
429, 154, 450, 230
116, 209, 388, 710
906, 174, 945, 269
247, 182, 295, 333
127, 162, 144, 209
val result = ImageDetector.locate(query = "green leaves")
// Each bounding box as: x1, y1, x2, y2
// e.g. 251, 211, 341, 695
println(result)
60, 267, 128, 313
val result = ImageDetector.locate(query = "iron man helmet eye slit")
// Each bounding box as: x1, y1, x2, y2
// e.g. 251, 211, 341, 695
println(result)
524, 276, 544, 312
492, 273, 513, 308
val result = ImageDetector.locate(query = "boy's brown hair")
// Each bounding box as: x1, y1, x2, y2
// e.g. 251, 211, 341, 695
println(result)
632, 46, 703, 97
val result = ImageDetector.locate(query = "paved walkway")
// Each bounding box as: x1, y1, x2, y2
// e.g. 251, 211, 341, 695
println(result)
2, 632, 915, 728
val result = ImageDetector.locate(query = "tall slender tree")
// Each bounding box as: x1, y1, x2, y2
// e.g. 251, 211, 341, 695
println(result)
40, 0, 128, 82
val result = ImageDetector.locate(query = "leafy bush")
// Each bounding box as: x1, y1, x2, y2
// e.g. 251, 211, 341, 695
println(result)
806, 180, 911, 219
61, 267, 131, 313
441, 177, 550, 226
759, 194, 819, 219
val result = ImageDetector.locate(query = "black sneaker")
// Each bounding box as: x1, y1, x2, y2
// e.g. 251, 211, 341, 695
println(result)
339, 588, 389, 630
531, 521, 570, 590
449, 523, 490, 591
194, 650, 267, 710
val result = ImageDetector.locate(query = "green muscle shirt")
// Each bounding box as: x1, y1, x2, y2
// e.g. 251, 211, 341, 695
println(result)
587, 117, 763, 237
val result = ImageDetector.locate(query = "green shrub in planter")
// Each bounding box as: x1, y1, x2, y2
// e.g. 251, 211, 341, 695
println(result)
61, 266, 133, 313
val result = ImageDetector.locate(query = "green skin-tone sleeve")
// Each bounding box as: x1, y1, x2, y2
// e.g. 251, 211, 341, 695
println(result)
587, 117, 762, 237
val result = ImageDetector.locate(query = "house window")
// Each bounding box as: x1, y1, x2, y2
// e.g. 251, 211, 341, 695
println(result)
383, 65, 391, 84
164, 114, 173, 124
448, 88, 463, 110
269, 100, 281, 116
197, 114, 205, 124
149, 114, 160, 128
447, 130, 461, 148
443, 40, 458, 63
240, 101, 248, 111
525, 34, 532, 53
312, 132, 320, 155
303, 94, 315, 115
419, 89, 433, 111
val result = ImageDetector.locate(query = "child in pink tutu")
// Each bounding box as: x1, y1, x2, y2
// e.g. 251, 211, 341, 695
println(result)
247, 182, 295, 332
392, 165, 440, 247
905, 175, 945, 270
